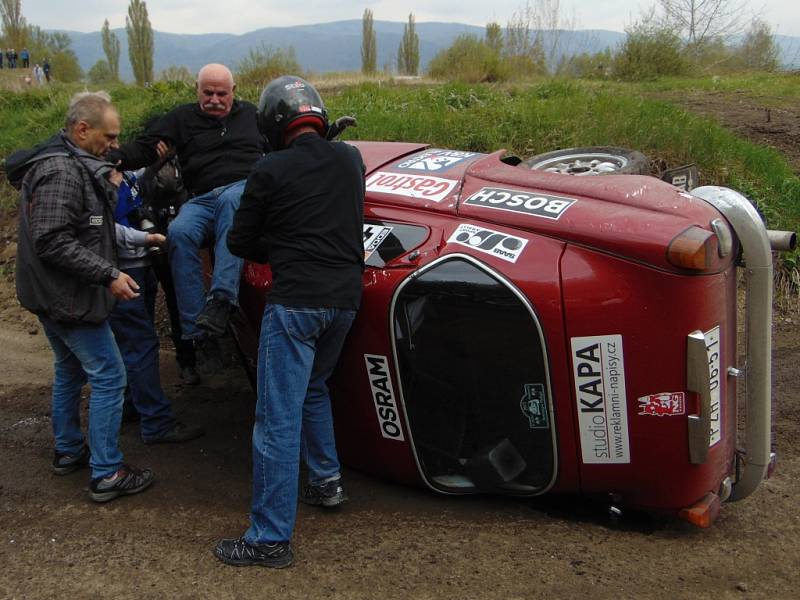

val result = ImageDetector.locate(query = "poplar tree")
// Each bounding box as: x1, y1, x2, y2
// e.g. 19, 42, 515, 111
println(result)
126, 0, 154, 86
397, 13, 419, 75
361, 8, 377, 74
101, 19, 121, 81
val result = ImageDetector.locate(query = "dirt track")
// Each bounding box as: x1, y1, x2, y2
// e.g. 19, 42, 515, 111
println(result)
1, 92, 800, 599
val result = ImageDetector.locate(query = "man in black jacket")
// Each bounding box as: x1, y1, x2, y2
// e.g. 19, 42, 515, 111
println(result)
107, 63, 268, 375
11, 91, 154, 502
215, 76, 365, 569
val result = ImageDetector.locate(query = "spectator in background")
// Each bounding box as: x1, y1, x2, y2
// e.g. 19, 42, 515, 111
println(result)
20, 47, 29, 68
33, 63, 43, 85
9, 48, 17, 68
0, 49, 4, 69
43, 58, 51, 82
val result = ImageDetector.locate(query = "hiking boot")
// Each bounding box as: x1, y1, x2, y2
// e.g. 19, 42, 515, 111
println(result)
52, 444, 90, 475
300, 478, 348, 508
179, 365, 201, 386
195, 293, 235, 337
143, 422, 205, 445
195, 335, 225, 377
213, 536, 293, 568
89, 463, 154, 503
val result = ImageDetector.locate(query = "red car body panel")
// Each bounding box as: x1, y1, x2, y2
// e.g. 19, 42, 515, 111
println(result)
228, 140, 766, 522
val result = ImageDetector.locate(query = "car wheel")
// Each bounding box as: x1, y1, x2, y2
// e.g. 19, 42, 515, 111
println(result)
521, 147, 649, 176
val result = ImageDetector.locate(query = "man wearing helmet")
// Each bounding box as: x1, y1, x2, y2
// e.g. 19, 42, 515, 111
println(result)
107, 64, 268, 376
216, 76, 365, 568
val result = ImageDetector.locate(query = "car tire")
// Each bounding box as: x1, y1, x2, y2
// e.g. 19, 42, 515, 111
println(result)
521, 147, 649, 176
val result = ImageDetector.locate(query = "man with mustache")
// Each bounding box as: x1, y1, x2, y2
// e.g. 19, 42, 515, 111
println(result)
108, 64, 268, 375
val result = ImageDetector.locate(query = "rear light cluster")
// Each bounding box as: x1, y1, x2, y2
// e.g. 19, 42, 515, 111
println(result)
666, 218, 734, 272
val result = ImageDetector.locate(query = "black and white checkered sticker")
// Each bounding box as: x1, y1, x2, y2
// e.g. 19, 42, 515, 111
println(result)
447, 223, 528, 263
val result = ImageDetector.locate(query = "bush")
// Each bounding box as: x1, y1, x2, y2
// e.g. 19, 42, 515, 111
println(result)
612, 24, 689, 81
427, 35, 510, 83
235, 45, 303, 89
87, 60, 113, 84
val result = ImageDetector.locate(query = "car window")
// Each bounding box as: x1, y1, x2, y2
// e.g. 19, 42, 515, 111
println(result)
364, 220, 428, 267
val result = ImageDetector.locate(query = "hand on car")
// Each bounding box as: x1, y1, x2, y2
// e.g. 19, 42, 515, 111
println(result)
109, 272, 140, 300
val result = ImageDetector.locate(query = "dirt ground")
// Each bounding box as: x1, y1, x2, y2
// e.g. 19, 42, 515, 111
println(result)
2, 94, 800, 600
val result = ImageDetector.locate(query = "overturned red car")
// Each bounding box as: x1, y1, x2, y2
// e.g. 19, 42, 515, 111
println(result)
227, 143, 794, 527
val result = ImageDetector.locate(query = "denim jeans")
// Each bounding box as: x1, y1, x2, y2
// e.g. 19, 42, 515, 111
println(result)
245, 304, 356, 545
109, 266, 177, 441
39, 316, 127, 479
167, 180, 246, 340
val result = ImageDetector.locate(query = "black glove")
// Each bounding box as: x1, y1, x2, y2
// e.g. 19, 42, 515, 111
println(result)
326, 116, 358, 140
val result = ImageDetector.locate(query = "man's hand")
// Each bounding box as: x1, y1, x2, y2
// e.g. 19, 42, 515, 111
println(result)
108, 166, 123, 187
155, 140, 170, 160
146, 233, 167, 247
109, 272, 140, 300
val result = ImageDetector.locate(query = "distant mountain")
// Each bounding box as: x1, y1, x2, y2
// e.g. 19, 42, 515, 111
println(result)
48, 20, 799, 80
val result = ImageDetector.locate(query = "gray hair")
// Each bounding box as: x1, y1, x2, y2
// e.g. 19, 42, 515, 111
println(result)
65, 91, 115, 130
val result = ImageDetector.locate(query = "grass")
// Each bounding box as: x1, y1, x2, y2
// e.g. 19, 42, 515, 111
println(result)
2, 74, 799, 241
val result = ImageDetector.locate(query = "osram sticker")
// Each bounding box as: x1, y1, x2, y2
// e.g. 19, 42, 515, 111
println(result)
366, 171, 457, 203
571, 335, 630, 464
364, 354, 405, 441
637, 392, 685, 416
447, 223, 528, 263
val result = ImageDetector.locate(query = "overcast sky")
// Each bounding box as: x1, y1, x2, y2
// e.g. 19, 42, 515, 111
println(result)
20, 0, 800, 37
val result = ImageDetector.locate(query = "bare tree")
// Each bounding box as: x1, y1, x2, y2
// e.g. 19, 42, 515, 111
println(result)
126, 0, 154, 86
361, 8, 377, 74
656, 0, 749, 46
0, 0, 27, 48
102, 19, 121, 81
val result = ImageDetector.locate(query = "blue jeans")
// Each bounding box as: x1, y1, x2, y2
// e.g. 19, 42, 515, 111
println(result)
39, 316, 127, 479
109, 266, 177, 441
167, 180, 245, 340
245, 304, 356, 545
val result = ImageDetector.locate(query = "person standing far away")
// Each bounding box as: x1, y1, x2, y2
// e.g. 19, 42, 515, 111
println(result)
43, 58, 51, 82
21, 47, 29, 68
216, 76, 366, 568
33, 63, 43, 85
6, 91, 155, 503
106, 63, 268, 377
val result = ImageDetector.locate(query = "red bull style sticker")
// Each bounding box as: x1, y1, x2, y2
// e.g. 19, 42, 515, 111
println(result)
571, 334, 630, 464
637, 392, 685, 416
365, 171, 458, 203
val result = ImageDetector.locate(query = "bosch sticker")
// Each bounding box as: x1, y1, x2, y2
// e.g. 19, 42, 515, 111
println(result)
520, 384, 549, 429
363, 224, 393, 260
365, 171, 457, 203
705, 325, 722, 446
364, 355, 405, 441
464, 187, 576, 220
571, 335, 630, 464
447, 223, 527, 263
394, 149, 479, 172
637, 392, 685, 416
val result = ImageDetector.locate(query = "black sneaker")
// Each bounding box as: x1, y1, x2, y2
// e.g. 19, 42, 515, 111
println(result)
89, 463, 154, 503
301, 478, 348, 507
214, 536, 293, 568
179, 365, 201, 386
195, 335, 225, 377
195, 293, 235, 337
143, 422, 205, 445
52, 445, 90, 475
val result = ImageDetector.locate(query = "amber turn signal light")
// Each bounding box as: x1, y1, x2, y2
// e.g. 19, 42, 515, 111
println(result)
678, 492, 721, 528
667, 226, 720, 271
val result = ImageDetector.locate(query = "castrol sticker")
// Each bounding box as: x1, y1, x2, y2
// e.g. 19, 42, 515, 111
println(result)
571, 335, 630, 464
705, 325, 722, 446
364, 355, 405, 441
365, 171, 458, 203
